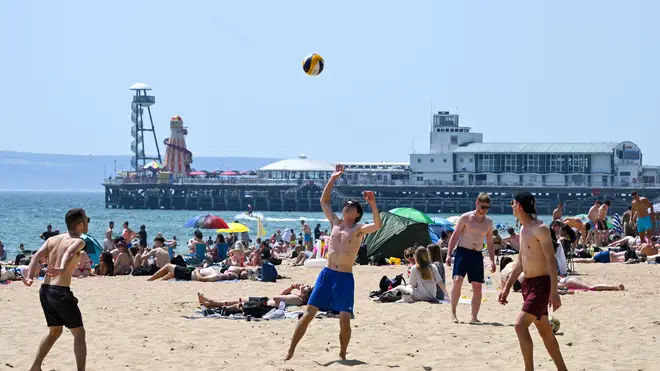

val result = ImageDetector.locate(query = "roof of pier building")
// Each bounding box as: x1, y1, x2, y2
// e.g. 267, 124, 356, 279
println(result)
259, 155, 334, 172
452, 142, 622, 154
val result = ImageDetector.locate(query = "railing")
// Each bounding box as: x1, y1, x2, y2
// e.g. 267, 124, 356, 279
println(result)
132, 96, 155, 104
102, 176, 660, 189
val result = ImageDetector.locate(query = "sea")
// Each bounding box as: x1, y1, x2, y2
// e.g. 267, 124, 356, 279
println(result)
0, 191, 551, 258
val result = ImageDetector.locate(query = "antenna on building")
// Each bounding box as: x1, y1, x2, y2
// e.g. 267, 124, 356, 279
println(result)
412, 139, 416, 154
455, 105, 459, 114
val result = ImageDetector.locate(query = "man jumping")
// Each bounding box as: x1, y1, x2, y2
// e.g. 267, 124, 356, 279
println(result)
284, 164, 382, 361
446, 193, 496, 323
499, 192, 567, 371
24, 208, 90, 371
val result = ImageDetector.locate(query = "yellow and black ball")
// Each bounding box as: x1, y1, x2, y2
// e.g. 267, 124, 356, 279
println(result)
302, 53, 324, 76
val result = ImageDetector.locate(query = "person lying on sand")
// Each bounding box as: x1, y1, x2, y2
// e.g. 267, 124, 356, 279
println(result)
146, 263, 250, 282
197, 283, 313, 311
573, 249, 629, 264
558, 276, 624, 292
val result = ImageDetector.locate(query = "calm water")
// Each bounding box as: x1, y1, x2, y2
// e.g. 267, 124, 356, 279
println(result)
0, 191, 546, 258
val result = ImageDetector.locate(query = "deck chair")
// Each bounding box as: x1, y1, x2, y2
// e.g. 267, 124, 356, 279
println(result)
562, 240, 577, 275
214, 243, 229, 262
184, 243, 207, 265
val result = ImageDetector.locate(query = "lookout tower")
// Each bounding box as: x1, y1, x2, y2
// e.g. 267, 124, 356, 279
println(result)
129, 83, 162, 171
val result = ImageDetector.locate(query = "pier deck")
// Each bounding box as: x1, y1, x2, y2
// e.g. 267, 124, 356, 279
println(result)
103, 179, 660, 215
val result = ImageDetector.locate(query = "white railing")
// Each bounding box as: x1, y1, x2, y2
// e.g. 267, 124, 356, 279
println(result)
102, 177, 660, 189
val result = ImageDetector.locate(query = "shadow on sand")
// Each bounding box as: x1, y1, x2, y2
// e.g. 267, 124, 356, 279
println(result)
315, 359, 369, 367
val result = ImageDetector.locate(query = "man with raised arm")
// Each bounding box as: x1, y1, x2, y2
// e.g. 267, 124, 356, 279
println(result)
445, 193, 496, 323
499, 192, 567, 371
284, 164, 382, 361
24, 208, 89, 371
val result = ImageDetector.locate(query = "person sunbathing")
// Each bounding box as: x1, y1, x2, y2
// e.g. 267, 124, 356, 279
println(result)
197, 283, 313, 310
147, 263, 249, 282
111, 239, 134, 275
558, 276, 624, 292
573, 249, 630, 264
72, 249, 93, 278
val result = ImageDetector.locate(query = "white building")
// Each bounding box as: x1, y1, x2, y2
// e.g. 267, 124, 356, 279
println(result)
257, 157, 410, 185
257, 154, 334, 181
340, 162, 410, 185
410, 111, 649, 187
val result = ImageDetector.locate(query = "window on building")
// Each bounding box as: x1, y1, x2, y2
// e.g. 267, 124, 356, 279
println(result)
443, 158, 447, 163
417, 158, 421, 163
469, 158, 473, 163
460, 158, 464, 163
501, 154, 519, 173
430, 158, 435, 163
477, 154, 496, 172
450, 136, 458, 145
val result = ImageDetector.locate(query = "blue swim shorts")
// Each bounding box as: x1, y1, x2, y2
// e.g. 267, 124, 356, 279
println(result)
637, 215, 652, 233
593, 250, 610, 263
452, 246, 485, 283
307, 267, 355, 313
304, 234, 312, 243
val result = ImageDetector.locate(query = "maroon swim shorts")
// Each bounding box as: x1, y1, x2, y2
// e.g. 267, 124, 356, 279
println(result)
521, 275, 550, 320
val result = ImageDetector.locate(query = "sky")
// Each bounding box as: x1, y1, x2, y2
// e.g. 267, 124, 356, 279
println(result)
2, 1, 659, 165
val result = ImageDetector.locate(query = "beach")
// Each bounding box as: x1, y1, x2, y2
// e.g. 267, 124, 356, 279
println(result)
1, 261, 656, 370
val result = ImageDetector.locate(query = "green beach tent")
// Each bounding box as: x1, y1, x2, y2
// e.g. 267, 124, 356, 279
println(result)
364, 212, 431, 258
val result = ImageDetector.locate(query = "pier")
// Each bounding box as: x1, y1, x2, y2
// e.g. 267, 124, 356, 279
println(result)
103, 178, 660, 215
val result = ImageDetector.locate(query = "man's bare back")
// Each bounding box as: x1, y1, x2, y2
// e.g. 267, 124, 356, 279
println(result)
39, 234, 85, 287
598, 204, 609, 221
455, 211, 492, 250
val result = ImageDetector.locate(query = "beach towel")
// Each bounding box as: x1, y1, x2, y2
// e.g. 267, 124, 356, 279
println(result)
184, 308, 302, 321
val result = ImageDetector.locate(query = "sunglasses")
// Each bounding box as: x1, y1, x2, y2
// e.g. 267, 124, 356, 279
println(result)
479, 204, 490, 210
405, 254, 414, 258
87, 217, 91, 223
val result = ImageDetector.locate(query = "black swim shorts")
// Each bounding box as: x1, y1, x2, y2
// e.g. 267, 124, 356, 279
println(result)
39, 284, 83, 329
174, 265, 192, 280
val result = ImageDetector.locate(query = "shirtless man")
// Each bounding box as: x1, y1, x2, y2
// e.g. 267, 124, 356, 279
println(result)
147, 263, 244, 281
285, 164, 382, 361
597, 200, 611, 244
23, 208, 89, 371
301, 220, 313, 251
503, 227, 521, 252
499, 193, 567, 371
103, 221, 114, 252
562, 217, 590, 246
631, 191, 654, 243
552, 202, 563, 221
121, 221, 136, 242
137, 236, 170, 269
587, 201, 602, 245
446, 193, 496, 323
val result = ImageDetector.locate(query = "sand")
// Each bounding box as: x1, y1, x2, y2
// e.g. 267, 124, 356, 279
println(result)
0, 261, 657, 371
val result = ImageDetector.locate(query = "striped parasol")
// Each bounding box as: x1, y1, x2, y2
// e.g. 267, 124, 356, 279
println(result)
611, 213, 622, 235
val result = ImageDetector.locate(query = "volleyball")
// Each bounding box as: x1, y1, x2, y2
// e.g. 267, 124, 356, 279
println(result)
548, 316, 561, 333
302, 53, 324, 76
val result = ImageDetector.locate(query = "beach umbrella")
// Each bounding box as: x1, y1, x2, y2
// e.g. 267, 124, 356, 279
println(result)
432, 217, 455, 230
184, 214, 229, 229
446, 216, 460, 225
611, 213, 622, 235
216, 222, 250, 234
81, 233, 103, 265
256, 217, 267, 239
142, 160, 162, 170
389, 207, 434, 224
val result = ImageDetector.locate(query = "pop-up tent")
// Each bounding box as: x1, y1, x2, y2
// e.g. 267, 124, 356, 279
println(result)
364, 212, 431, 258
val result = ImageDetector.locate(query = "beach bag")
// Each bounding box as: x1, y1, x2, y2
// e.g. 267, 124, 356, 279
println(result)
260, 262, 278, 282
242, 297, 272, 318
171, 255, 186, 267
378, 274, 406, 293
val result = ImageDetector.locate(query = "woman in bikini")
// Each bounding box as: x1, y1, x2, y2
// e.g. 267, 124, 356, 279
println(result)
558, 276, 624, 292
